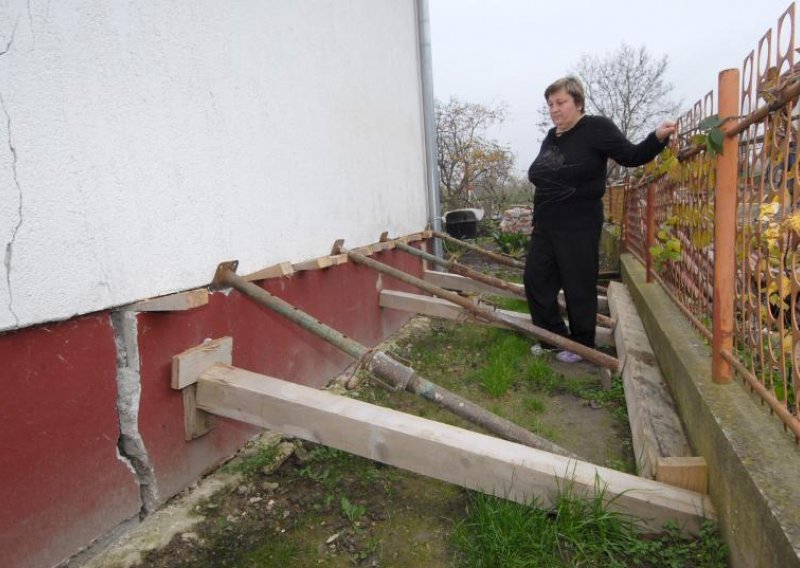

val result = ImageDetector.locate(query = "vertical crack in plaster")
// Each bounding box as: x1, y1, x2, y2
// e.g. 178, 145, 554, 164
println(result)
110, 311, 159, 518
1, 23, 21, 326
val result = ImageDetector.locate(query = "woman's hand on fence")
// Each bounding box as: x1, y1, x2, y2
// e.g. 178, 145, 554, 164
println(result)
656, 120, 677, 142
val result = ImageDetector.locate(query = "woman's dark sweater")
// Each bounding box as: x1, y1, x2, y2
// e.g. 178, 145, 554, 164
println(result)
527, 115, 667, 230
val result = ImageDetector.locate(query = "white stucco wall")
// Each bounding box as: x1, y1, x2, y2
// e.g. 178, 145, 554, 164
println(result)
0, 0, 430, 331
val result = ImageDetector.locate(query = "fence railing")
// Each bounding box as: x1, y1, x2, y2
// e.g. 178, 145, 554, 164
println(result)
622, 2, 800, 441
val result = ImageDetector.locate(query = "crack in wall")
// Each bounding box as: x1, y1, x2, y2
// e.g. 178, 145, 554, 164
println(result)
1, 22, 21, 327
110, 311, 159, 519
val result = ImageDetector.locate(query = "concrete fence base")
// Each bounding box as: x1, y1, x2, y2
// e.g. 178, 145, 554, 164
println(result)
621, 253, 800, 568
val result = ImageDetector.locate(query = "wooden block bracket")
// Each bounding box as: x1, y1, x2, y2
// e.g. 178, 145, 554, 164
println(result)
171, 336, 233, 440
244, 261, 294, 282
122, 288, 209, 312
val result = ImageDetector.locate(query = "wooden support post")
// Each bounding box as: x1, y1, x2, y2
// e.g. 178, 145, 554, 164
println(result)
171, 337, 232, 440
195, 364, 714, 536
712, 68, 740, 383
123, 289, 209, 312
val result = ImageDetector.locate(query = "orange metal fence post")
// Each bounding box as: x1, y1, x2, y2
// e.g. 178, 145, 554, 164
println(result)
712, 68, 740, 383
645, 183, 656, 283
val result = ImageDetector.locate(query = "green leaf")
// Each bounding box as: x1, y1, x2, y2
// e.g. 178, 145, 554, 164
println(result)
709, 127, 724, 148
698, 114, 721, 131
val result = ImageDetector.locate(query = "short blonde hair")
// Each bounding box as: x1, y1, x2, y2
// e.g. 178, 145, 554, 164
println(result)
544, 76, 585, 113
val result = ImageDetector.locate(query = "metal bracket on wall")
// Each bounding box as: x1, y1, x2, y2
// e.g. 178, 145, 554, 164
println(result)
211, 260, 240, 291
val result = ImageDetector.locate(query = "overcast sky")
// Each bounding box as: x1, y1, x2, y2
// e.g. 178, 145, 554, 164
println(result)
429, 0, 796, 173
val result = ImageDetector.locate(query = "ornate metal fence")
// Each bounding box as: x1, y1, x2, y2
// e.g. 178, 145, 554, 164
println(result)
622, 2, 800, 440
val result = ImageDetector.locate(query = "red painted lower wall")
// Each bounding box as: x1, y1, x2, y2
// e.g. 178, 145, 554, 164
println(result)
0, 315, 141, 568
0, 247, 423, 567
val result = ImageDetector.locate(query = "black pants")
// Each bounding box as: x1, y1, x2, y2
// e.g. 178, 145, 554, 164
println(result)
523, 222, 601, 348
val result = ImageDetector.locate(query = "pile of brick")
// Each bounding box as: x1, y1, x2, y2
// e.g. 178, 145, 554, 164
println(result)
498, 206, 533, 234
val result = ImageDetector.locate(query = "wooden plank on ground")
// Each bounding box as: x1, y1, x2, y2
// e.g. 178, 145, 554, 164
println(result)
607, 282, 701, 488
123, 289, 209, 312
244, 261, 294, 281
196, 364, 714, 535
379, 290, 613, 347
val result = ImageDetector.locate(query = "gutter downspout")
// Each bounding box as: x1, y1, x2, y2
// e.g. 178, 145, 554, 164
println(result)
416, 0, 443, 259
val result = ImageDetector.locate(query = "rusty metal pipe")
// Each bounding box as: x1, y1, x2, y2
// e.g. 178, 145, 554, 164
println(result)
337, 247, 621, 372
394, 240, 526, 298
394, 240, 614, 328
430, 230, 526, 269
211, 261, 580, 458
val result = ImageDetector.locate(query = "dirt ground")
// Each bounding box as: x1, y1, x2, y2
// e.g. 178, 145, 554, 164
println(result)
88, 242, 635, 567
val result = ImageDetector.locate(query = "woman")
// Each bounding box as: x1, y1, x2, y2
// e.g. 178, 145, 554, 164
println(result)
525, 76, 676, 363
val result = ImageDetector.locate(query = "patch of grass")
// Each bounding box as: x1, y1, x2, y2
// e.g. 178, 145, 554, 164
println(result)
489, 295, 530, 313
564, 374, 628, 423
522, 394, 545, 413
453, 478, 727, 568
222, 441, 281, 476
471, 330, 533, 396
525, 354, 559, 392
239, 539, 306, 567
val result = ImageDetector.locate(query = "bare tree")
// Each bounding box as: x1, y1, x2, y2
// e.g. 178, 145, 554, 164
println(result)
436, 97, 515, 211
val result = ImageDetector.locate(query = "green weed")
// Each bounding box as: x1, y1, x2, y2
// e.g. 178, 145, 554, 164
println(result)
222, 442, 280, 476
340, 496, 367, 526
453, 477, 726, 567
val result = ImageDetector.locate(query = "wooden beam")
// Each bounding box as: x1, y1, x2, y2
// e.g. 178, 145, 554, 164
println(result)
379, 290, 612, 347
123, 289, 209, 312
424, 270, 610, 312
608, 282, 699, 487
292, 254, 348, 271
171, 336, 232, 440
195, 364, 714, 535
243, 261, 294, 282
